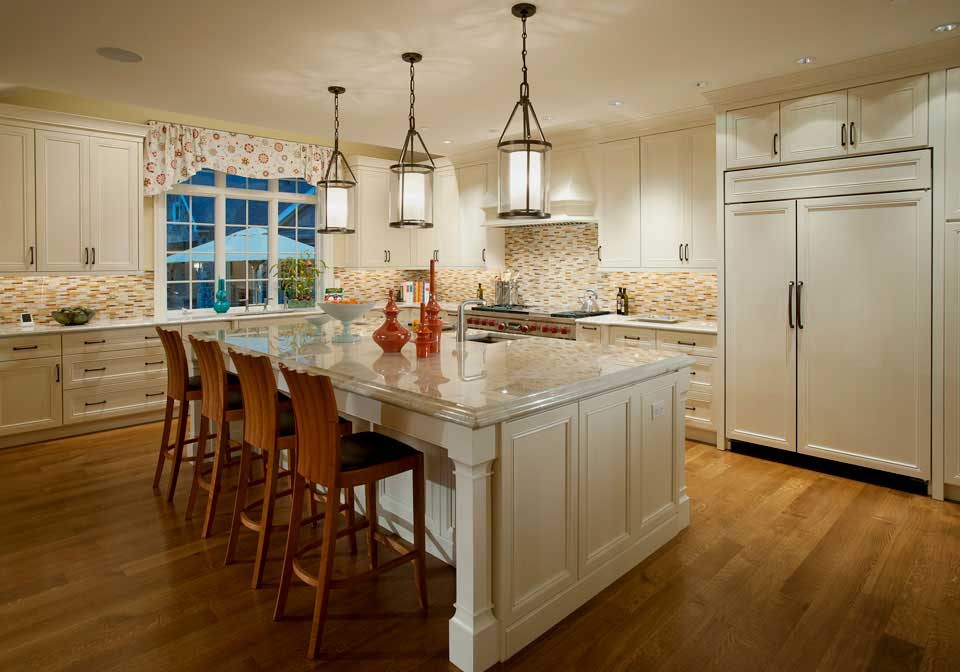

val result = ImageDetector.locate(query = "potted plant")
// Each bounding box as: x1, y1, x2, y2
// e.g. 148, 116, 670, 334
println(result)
271, 253, 325, 309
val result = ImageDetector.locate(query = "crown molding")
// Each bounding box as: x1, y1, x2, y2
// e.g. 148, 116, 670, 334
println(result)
703, 35, 960, 111
0, 102, 148, 137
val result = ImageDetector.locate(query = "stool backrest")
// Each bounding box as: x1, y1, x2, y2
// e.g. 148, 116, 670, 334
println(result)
279, 364, 342, 487
229, 349, 280, 450
155, 326, 189, 398
190, 336, 230, 420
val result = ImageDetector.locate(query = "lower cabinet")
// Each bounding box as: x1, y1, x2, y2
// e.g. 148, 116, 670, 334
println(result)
63, 380, 167, 424
576, 323, 601, 343
946, 222, 960, 489
0, 356, 62, 436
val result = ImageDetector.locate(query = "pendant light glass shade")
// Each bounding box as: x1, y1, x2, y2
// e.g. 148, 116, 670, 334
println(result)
498, 3, 551, 219
317, 86, 357, 234
389, 52, 435, 229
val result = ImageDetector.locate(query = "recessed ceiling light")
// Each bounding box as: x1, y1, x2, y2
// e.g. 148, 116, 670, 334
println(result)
442, 139, 453, 144
96, 47, 143, 63
608, 99, 624, 107
693, 81, 709, 88
796, 56, 815, 65
933, 22, 958, 33
488, 128, 499, 133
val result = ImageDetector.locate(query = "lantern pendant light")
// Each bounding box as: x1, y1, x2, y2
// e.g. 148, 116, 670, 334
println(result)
389, 52, 435, 229
317, 86, 357, 234
498, 3, 551, 219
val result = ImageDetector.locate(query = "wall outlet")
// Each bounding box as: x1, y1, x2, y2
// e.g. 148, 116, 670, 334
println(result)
651, 400, 665, 418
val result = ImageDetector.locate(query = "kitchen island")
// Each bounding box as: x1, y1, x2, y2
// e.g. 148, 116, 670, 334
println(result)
196, 320, 694, 671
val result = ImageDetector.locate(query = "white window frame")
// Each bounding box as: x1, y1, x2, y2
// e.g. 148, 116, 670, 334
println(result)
154, 170, 333, 315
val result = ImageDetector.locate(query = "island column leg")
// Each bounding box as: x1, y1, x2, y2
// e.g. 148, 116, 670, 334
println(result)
449, 426, 499, 672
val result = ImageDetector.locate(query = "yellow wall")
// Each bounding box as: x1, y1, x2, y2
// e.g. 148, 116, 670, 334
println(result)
0, 86, 400, 271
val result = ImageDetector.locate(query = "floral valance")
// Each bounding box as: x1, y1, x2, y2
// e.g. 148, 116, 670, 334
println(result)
143, 121, 333, 196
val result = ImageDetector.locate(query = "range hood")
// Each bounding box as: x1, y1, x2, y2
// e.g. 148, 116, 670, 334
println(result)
482, 146, 597, 228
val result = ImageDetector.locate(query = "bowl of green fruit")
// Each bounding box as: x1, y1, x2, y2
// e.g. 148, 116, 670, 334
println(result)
51, 306, 97, 326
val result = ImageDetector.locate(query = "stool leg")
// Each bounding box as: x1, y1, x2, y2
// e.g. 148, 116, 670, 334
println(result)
345, 488, 358, 556
201, 419, 229, 539
252, 446, 280, 589
225, 442, 253, 566
306, 486, 340, 660
166, 399, 190, 502
309, 485, 320, 529
365, 482, 378, 570
412, 454, 428, 611
185, 415, 210, 521
152, 396, 174, 489
274, 473, 306, 621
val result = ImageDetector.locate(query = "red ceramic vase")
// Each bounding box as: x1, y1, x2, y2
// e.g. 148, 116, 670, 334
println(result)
372, 290, 411, 354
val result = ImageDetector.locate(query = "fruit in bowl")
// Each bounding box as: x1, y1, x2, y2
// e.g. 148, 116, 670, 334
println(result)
51, 306, 97, 326
320, 301, 376, 343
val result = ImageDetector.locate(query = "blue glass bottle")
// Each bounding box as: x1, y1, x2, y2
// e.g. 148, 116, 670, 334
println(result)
213, 278, 230, 313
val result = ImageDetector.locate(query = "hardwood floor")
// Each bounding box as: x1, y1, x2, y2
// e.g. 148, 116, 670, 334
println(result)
1, 424, 958, 671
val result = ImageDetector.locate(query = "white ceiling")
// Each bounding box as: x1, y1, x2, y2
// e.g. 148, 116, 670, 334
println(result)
0, 0, 957, 150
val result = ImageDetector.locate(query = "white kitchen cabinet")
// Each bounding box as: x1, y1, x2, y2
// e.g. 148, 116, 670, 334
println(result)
414, 165, 455, 267
353, 161, 411, 268
457, 163, 490, 267
597, 138, 641, 268
946, 68, 960, 220
725, 103, 780, 169
576, 323, 602, 343
847, 75, 928, 156
0, 356, 62, 437
88, 136, 141, 271
946, 222, 960, 487
0, 124, 36, 272
640, 126, 717, 269
780, 91, 847, 163
724, 201, 797, 453
796, 191, 931, 478
36, 129, 89, 272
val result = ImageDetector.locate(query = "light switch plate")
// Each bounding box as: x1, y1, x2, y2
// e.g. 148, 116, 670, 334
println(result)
651, 400, 665, 418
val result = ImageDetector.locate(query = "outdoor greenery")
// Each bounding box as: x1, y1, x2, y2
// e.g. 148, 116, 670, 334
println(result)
272, 252, 325, 305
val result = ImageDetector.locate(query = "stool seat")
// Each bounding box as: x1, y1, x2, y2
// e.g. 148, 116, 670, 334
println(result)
341, 432, 419, 472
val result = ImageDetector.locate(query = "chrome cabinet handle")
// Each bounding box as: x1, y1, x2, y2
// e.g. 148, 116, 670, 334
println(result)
841, 123, 847, 148
796, 281, 804, 329
29, 245, 34, 265
850, 122, 856, 146
684, 243, 689, 262
788, 281, 795, 329
773, 133, 779, 156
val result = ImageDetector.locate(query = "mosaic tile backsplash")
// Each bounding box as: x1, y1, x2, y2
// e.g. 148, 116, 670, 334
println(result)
0, 273, 155, 324
336, 224, 717, 320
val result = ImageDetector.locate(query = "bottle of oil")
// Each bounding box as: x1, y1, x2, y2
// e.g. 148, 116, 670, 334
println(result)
477, 283, 484, 301
616, 287, 625, 315
622, 287, 630, 315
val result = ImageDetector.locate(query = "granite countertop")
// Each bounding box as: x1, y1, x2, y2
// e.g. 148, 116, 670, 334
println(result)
195, 320, 694, 429
575, 314, 718, 335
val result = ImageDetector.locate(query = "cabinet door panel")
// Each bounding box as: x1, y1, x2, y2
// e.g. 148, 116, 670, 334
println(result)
686, 125, 718, 268
0, 356, 62, 437
724, 201, 797, 452
36, 130, 89, 271
946, 223, 960, 486
848, 75, 928, 156
457, 163, 487, 267
944, 69, 960, 220
357, 168, 407, 267
780, 92, 847, 163
725, 103, 780, 169
0, 124, 36, 271
797, 191, 930, 478
640, 131, 686, 268
89, 137, 140, 271
597, 138, 640, 268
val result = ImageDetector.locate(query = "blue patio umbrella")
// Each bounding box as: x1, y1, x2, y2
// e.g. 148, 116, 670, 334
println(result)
166, 227, 315, 262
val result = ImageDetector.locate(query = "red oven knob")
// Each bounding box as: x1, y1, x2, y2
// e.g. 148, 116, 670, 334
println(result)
521, 325, 529, 333
467, 318, 474, 325
541, 325, 548, 333
497, 323, 505, 331
551, 326, 558, 333
486, 320, 494, 326
560, 327, 569, 335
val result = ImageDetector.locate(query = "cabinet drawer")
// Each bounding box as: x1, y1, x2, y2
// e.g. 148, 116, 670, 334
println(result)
609, 326, 656, 348
657, 331, 717, 357
684, 392, 714, 431
62, 346, 167, 389
689, 355, 715, 394
0, 334, 61, 361
63, 380, 168, 424
576, 324, 602, 343
62, 326, 166, 354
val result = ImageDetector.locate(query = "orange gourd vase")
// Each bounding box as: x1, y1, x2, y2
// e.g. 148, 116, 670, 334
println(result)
372, 290, 411, 354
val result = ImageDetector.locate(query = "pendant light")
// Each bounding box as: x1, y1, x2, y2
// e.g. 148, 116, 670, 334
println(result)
389, 52, 435, 229
317, 86, 357, 234
498, 3, 551, 219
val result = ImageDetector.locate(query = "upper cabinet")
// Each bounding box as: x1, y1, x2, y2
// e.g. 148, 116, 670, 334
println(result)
944, 68, 960, 220
597, 138, 641, 269
640, 126, 717, 269
0, 124, 36, 272
0, 105, 146, 274
725, 75, 928, 170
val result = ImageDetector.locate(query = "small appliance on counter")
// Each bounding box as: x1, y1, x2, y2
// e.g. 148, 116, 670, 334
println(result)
51, 306, 97, 326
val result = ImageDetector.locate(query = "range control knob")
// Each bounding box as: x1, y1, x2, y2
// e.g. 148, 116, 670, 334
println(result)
521, 325, 529, 333
551, 326, 558, 333
467, 318, 475, 325
497, 323, 505, 331
560, 327, 569, 335
541, 325, 549, 333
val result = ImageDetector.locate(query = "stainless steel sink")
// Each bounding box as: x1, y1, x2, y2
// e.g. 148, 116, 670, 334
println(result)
466, 333, 521, 344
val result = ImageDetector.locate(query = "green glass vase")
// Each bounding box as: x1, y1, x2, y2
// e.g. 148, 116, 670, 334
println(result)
213, 278, 230, 313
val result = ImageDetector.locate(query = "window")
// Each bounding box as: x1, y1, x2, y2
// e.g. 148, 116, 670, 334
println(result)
160, 169, 323, 313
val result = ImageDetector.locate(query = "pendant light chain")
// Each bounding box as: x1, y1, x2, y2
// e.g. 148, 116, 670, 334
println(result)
408, 60, 417, 130
520, 15, 529, 100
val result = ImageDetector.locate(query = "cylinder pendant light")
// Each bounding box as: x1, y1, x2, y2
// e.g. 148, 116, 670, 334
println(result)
317, 86, 357, 234
389, 52, 435, 229
498, 3, 551, 219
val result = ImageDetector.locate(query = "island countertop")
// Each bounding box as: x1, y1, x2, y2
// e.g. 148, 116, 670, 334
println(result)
195, 320, 695, 429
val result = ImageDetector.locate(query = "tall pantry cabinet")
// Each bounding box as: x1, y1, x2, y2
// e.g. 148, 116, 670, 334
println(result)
945, 67, 960, 492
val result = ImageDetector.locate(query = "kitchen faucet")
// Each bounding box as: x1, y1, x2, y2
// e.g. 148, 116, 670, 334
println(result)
457, 299, 485, 342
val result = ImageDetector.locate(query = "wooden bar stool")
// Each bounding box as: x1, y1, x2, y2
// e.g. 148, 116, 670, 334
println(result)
274, 363, 427, 660
187, 336, 247, 538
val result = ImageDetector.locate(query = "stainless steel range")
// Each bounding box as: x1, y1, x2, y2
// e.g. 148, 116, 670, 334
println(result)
464, 305, 610, 340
